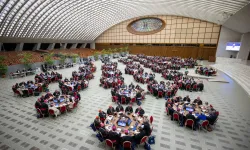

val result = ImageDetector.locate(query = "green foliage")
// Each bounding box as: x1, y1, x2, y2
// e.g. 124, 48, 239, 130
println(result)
93, 51, 100, 60
71, 54, 79, 63
44, 53, 54, 65
0, 56, 7, 76
19, 52, 33, 68
59, 53, 66, 64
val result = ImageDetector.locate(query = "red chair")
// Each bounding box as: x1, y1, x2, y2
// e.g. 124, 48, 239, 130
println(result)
28, 89, 34, 96
112, 96, 118, 102
185, 119, 194, 130
47, 77, 51, 83
48, 109, 55, 117
77, 85, 81, 91
178, 82, 182, 88
130, 97, 136, 104
138, 136, 148, 147
54, 76, 58, 82
38, 86, 43, 92
68, 86, 73, 91
121, 97, 126, 104
123, 141, 132, 149
140, 78, 144, 84
186, 84, 191, 91
14, 90, 22, 97
199, 120, 209, 132
192, 84, 198, 91
105, 139, 115, 149
173, 113, 180, 122
60, 105, 67, 114
37, 108, 44, 118
158, 91, 163, 98
167, 91, 172, 98
150, 116, 153, 124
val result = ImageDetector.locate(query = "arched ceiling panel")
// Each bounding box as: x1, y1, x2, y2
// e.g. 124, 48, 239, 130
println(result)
0, 0, 249, 42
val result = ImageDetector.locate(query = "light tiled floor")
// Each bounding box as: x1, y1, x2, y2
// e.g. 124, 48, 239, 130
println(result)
0, 58, 250, 150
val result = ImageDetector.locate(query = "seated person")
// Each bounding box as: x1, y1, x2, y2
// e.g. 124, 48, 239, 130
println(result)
116, 103, 124, 112
40, 100, 49, 117
44, 92, 53, 99
193, 97, 202, 105
125, 105, 133, 114
197, 112, 207, 125
94, 116, 102, 129
185, 111, 196, 129
35, 99, 41, 109
136, 91, 142, 101
99, 109, 106, 122
121, 130, 134, 143
135, 106, 145, 117
107, 105, 115, 115
107, 126, 121, 143
183, 95, 190, 102
141, 119, 151, 136
134, 128, 146, 144
129, 83, 135, 89
99, 127, 108, 139
53, 90, 60, 98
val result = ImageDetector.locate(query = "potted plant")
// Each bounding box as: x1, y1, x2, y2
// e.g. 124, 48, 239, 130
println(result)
0, 56, 7, 78
71, 54, 79, 63
93, 51, 99, 61
19, 52, 33, 69
59, 53, 66, 64
44, 53, 54, 66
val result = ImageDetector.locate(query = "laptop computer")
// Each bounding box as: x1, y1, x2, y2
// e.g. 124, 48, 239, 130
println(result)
117, 121, 126, 127
126, 119, 132, 126
186, 107, 194, 112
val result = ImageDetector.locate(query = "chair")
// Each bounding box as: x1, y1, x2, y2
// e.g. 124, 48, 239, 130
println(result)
48, 109, 55, 117
199, 120, 209, 132
121, 96, 126, 104
37, 108, 44, 118
38, 86, 43, 92
150, 116, 153, 124
112, 96, 118, 102
178, 82, 182, 89
68, 86, 73, 91
105, 139, 115, 149
167, 91, 172, 98
130, 97, 136, 104
123, 141, 132, 149
192, 84, 198, 91
186, 84, 191, 91
60, 105, 67, 114
185, 119, 194, 130
138, 136, 148, 147
28, 88, 34, 96
158, 91, 163, 98
77, 85, 81, 91
173, 113, 180, 123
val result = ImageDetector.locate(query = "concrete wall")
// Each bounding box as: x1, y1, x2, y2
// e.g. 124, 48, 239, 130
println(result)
237, 32, 250, 60
216, 26, 242, 58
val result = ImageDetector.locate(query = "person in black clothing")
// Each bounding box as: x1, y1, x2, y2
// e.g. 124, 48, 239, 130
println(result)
134, 128, 146, 144
125, 105, 133, 114
184, 111, 196, 130
193, 97, 202, 105
183, 95, 191, 103
99, 109, 106, 123
94, 116, 102, 129
35, 99, 41, 109
136, 91, 142, 101
116, 103, 124, 112
135, 106, 145, 116
107, 105, 115, 115
129, 83, 135, 89
99, 127, 108, 139
142, 120, 151, 136
121, 130, 134, 144
53, 90, 60, 98
107, 126, 121, 143
40, 100, 49, 117
167, 104, 175, 120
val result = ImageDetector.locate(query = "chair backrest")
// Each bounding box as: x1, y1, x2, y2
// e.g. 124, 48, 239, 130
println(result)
73, 102, 77, 108
48, 109, 55, 115
150, 116, 153, 124
140, 136, 148, 144
123, 141, 132, 148
158, 91, 163, 95
173, 113, 179, 120
186, 119, 194, 126
60, 106, 67, 113
105, 139, 113, 148
167, 91, 171, 96
131, 97, 136, 103
193, 84, 197, 89
201, 120, 209, 127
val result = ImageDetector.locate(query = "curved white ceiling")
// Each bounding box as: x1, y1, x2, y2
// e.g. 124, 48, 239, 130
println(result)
0, 0, 249, 42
